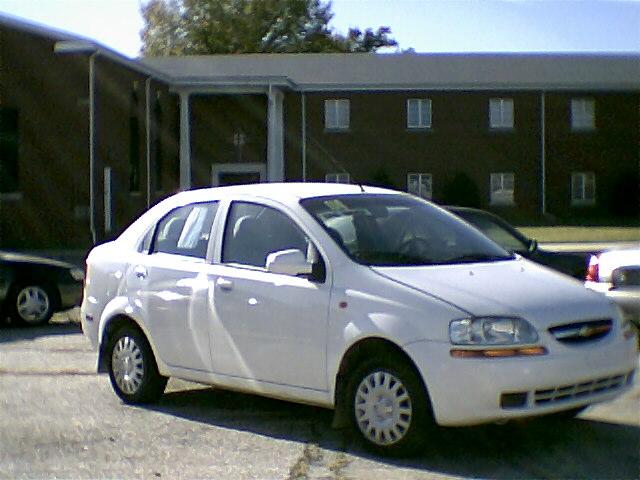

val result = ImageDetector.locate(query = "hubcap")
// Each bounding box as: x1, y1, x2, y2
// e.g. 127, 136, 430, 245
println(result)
16, 286, 50, 323
354, 370, 413, 446
112, 336, 145, 395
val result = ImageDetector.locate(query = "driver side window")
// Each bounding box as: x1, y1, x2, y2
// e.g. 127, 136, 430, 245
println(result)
222, 202, 311, 269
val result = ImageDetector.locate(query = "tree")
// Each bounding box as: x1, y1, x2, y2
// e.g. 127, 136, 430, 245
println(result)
140, 0, 397, 56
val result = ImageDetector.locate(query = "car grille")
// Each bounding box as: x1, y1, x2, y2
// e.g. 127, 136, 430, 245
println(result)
548, 319, 612, 344
534, 371, 634, 406
501, 370, 635, 410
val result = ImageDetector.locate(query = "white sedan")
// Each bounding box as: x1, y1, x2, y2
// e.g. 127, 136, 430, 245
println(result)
586, 247, 640, 327
81, 183, 638, 455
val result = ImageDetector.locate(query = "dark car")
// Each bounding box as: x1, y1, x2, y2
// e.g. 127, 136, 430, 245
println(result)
0, 251, 84, 326
447, 207, 587, 279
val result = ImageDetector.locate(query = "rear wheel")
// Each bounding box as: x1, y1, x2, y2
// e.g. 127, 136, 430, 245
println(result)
10, 283, 55, 325
106, 326, 167, 404
346, 355, 432, 456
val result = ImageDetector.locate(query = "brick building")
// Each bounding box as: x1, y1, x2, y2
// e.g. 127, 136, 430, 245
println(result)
1, 14, 638, 250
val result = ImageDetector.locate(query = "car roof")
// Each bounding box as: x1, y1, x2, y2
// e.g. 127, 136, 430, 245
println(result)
116, 183, 401, 246
170, 182, 397, 205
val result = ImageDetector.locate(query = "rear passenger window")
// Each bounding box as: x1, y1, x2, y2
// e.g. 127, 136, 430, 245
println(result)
152, 202, 218, 259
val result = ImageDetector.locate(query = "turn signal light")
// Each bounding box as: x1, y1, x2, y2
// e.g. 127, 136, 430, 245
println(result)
450, 346, 548, 358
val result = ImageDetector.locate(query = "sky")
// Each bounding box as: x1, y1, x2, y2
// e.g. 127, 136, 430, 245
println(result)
0, 0, 638, 58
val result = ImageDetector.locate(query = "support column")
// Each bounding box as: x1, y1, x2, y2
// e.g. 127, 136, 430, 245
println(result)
179, 91, 192, 190
267, 86, 284, 182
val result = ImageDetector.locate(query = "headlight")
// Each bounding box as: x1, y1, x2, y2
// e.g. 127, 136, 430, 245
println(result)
450, 317, 538, 345
70, 268, 85, 282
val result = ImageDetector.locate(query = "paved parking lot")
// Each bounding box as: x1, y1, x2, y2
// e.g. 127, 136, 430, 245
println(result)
1, 313, 639, 480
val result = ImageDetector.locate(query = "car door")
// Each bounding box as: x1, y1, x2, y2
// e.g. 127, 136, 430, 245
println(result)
135, 201, 219, 372
206, 200, 331, 390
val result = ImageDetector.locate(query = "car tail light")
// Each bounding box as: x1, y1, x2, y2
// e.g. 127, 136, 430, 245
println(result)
586, 254, 600, 282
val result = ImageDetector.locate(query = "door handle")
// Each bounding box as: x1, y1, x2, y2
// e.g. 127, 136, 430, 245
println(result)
216, 277, 234, 291
134, 266, 148, 279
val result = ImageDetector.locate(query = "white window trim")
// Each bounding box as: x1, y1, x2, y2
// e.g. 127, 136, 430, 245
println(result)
407, 99, 432, 129
489, 98, 514, 129
571, 98, 596, 131
407, 173, 433, 199
325, 172, 350, 183
211, 163, 267, 186
571, 172, 596, 206
490, 172, 515, 205
324, 99, 350, 130
0, 192, 23, 201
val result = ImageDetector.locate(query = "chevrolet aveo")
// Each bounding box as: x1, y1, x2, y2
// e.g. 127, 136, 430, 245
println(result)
81, 183, 637, 454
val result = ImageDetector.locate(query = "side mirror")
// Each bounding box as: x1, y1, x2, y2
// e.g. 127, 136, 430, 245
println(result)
528, 238, 538, 253
266, 249, 313, 276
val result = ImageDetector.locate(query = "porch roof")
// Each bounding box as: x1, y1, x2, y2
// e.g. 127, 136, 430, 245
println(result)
140, 52, 640, 92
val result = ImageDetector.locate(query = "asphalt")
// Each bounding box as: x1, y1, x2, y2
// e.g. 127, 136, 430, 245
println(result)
1, 312, 639, 480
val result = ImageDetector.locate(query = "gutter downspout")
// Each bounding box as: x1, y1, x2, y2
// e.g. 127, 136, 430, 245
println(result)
541, 91, 547, 216
179, 91, 192, 190
145, 77, 152, 208
301, 93, 307, 182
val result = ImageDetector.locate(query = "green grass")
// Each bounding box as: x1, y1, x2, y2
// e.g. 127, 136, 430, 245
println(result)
517, 226, 640, 243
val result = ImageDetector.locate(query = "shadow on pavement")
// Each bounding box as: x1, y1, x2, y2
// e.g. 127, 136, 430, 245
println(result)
148, 386, 640, 479
0, 320, 82, 344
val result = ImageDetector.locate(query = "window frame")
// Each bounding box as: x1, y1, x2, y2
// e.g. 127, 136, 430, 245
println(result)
324, 99, 350, 130
489, 98, 514, 130
407, 173, 433, 200
490, 172, 515, 206
149, 201, 219, 260
571, 98, 596, 131
571, 172, 596, 206
406, 98, 432, 129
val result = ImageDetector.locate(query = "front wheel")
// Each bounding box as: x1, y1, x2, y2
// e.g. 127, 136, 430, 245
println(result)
347, 356, 433, 456
106, 326, 167, 404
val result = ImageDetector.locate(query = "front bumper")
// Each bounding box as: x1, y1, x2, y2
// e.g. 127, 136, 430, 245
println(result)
405, 335, 638, 427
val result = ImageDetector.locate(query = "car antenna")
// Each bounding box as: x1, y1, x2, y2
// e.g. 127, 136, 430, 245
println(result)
358, 183, 365, 193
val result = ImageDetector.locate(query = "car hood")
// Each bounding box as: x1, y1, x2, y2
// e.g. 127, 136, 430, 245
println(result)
0, 251, 76, 269
372, 258, 616, 329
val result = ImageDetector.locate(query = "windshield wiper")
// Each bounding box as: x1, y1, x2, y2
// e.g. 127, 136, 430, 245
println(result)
441, 253, 514, 265
355, 250, 435, 266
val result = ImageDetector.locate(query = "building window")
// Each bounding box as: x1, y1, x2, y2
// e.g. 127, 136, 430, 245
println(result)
407, 173, 432, 199
490, 172, 515, 205
325, 99, 350, 130
571, 172, 596, 205
407, 99, 432, 129
325, 172, 350, 183
0, 108, 19, 193
489, 98, 514, 129
571, 98, 595, 131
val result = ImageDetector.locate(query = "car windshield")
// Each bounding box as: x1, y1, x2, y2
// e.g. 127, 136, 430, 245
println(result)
453, 210, 529, 254
301, 194, 514, 267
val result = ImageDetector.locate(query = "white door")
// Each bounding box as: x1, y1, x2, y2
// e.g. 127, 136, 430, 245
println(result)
137, 202, 219, 371
207, 201, 331, 390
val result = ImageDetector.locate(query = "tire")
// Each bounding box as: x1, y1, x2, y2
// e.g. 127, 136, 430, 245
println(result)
106, 326, 167, 404
346, 354, 433, 456
10, 283, 56, 326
